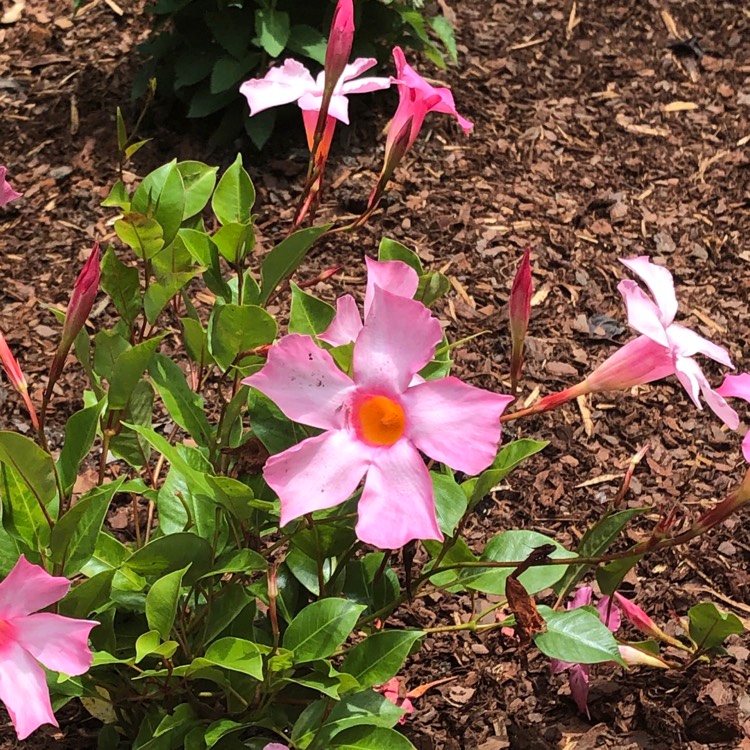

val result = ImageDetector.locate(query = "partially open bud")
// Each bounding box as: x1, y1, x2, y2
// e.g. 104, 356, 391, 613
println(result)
0, 331, 39, 430
509, 247, 532, 393
614, 593, 683, 649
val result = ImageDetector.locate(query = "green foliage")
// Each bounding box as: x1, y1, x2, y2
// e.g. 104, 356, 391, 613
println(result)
134, 0, 457, 146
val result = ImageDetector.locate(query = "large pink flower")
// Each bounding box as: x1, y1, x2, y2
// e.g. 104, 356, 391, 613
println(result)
244, 287, 512, 548
240, 58, 391, 149
584, 257, 735, 423
716, 373, 750, 462
0, 556, 97, 740
0, 166, 21, 206
320, 256, 419, 347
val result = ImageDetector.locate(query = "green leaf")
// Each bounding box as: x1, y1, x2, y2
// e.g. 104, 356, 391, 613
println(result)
0, 432, 57, 508
125, 138, 151, 161
287, 24, 327, 64
116, 106, 127, 151
135, 629, 179, 664
330, 726, 417, 750
248, 389, 307, 455
289, 282, 335, 337
152, 162, 186, 246
255, 8, 290, 57
429, 16, 458, 63
259, 225, 331, 305
144, 272, 197, 325
109, 380, 154, 467
181, 317, 213, 368
125, 533, 213, 583
50, 479, 125, 576
283, 598, 366, 664
146, 565, 190, 640
200, 548, 267, 579
534, 607, 625, 665
203, 637, 263, 679
377, 238, 423, 274
177, 161, 219, 220
212, 222, 254, 264
148, 354, 213, 447
207, 303, 276, 371
101, 179, 130, 210
210, 54, 260, 94
57, 401, 104, 495
101, 247, 141, 326
464, 438, 548, 506
93, 330, 130, 381
58, 569, 115, 619
416, 271, 451, 307
0, 463, 51, 549
596, 553, 643, 596
341, 630, 423, 689
108, 335, 164, 410
432, 471, 467, 536
688, 602, 744, 653
211, 154, 255, 226
342, 553, 400, 617
115, 213, 165, 260
462, 530, 574, 595
555, 508, 644, 598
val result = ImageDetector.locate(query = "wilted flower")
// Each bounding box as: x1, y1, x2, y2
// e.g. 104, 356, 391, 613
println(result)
0, 556, 97, 740
0, 166, 21, 206
375, 677, 415, 724
320, 256, 419, 347
244, 286, 512, 548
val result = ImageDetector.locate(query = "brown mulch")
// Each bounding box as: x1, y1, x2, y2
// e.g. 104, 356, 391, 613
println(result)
1, 0, 750, 748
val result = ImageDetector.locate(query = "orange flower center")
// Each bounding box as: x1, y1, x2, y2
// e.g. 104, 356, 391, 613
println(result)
354, 395, 406, 447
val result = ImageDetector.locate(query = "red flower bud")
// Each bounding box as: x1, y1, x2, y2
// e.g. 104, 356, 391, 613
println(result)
324, 0, 354, 97
509, 247, 532, 392
0, 330, 39, 430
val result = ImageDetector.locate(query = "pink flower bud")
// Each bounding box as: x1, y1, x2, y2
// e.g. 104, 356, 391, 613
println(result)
509, 247, 532, 391
0, 166, 21, 206
0, 331, 39, 430
617, 644, 669, 669
324, 0, 355, 96
613, 593, 661, 637
48, 243, 101, 393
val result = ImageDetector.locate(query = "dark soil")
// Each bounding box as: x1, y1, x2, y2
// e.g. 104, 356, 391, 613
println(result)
1, 0, 749, 748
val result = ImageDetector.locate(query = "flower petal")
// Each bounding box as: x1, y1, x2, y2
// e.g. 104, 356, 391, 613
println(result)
568, 586, 593, 610
596, 596, 621, 632
401, 377, 512, 474
353, 286, 442, 393
363, 256, 419, 318
244, 334, 354, 430
0, 166, 22, 206
356, 440, 442, 548
339, 75, 393, 97
339, 58, 378, 81
319, 294, 363, 347
742, 432, 750, 463
717, 373, 750, 402
620, 256, 678, 325
240, 59, 316, 116
0, 556, 69, 618
674, 355, 739, 427
569, 664, 591, 717
325, 92, 351, 124
12, 613, 96, 676
667, 323, 733, 368
586, 335, 675, 393
617, 280, 670, 346
264, 431, 372, 527
0, 640, 57, 740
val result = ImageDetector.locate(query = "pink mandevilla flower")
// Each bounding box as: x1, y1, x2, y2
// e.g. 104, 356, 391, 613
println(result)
244, 286, 512, 548
0, 556, 97, 740
240, 58, 391, 155
320, 256, 419, 347
716, 373, 750, 462
263, 744, 290, 750
0, 166, 21, 206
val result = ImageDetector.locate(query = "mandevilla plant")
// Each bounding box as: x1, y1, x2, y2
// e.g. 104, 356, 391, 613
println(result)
1, 2, 749, 747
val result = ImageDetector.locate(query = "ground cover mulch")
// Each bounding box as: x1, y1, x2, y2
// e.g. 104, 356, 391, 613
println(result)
1, 0, 749, 747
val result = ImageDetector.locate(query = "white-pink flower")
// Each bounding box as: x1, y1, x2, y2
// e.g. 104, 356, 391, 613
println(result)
582, 257, 736, 422
240, 58, 391, 147
0, 166, 21, 206
320, 256, 419, 347
244, 287, 512, 548
0, 556, 97, 740
716, 373, 750, 462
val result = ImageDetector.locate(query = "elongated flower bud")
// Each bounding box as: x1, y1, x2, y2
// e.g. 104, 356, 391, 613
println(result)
48, 243, 101, 391
0, 331, 39, 430
509, 247, 532, 392
613, 593, 684, 649
618, 644, 670, 669
323, 0, 354, 98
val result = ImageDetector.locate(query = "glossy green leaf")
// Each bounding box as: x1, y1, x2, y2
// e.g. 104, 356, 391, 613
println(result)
688, 602, 744, 653
146, 565, 190, 640
211, 153, 255, 226
255, 7, 290, 57
212, 221, 253, 264
108, 335, 164, 410
207, 303, 276, 371
203, 637, 263, 679
289, 282, 336, 336
0, 462, 51, 549
283, 598, 366, 664
115, 213, 165, 260
330, 726, 416, 750
56, 401, 103, 495
0, 431, 57, 508
341, 630, 423, 689
259, 224, 331, 305
125, 532, 213, 582
58, 569, 115, 619
100, 246, 141, 326
144, 271, 197, 324
377, 237, 423, 274
431, 471, 467, 536
177, 161, 218, 219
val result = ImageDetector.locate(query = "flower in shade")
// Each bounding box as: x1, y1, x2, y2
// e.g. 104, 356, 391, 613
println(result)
244, 286, 512, 548
320, 256, 419, 347
0, 556, 97, 740
551, 587, 668, 716
716, 373, 750, 462
0, 166, 21, 206
240, 58, 391, 154
529, 257, 736, 419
